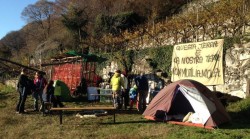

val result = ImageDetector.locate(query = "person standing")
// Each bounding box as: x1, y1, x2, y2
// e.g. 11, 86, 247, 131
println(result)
135, 73, 149, 112
42, 80, 54, 113
16, 68, 30, 114
110, 70, 124, 109
43, 80, 54, 103
53, 80, 65, 108
33, 71, 47, 111
121, 73, 129, 109
129, 85, 137, 110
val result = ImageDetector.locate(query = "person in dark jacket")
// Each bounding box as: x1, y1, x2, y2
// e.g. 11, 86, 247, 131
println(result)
135, 73, 149, 112
43, 80, 54, 102
42, 80, 54, 113
16, 68, 30, 114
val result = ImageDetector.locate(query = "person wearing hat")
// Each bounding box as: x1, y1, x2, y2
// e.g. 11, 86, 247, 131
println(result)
129, 85, 138, 110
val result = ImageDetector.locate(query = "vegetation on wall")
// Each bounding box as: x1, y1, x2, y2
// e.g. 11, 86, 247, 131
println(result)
96, 36, 238, 78
149, 45, 174, 73
96, 45, 174, 76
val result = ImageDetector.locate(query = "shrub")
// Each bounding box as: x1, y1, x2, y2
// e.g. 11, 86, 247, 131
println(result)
0, 83, 15, 94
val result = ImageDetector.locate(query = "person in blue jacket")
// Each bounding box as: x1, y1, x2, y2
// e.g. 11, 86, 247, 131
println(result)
129, 85, 137, 110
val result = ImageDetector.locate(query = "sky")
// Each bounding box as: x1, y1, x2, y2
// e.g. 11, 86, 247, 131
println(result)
0, 0, 38, 40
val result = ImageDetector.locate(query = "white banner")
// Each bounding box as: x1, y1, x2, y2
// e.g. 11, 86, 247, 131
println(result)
171, 39, 224, 85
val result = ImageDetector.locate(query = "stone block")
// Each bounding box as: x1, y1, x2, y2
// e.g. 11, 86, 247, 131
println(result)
228, 90, 246, 99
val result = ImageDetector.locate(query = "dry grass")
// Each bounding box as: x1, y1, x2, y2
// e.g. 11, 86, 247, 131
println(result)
1, 85, 250, 139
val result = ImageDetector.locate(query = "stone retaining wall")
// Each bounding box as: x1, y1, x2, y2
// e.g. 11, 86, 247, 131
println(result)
213, 42, 250, 98
4, 79, 17, 88
101, 42, 250, 98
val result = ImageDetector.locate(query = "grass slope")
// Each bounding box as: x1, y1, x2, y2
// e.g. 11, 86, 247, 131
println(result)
1, 84, 250, 139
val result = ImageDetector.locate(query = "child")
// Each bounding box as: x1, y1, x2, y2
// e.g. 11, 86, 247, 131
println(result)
129, 85, 137, 110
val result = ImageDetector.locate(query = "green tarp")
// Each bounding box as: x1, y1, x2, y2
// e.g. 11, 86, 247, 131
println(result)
65, 51, 107, 63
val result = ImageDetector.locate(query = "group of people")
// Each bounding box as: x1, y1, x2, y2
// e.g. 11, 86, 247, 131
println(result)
16, 68, 151, 114
110, 70, 149, 113
16, 68, 64, 114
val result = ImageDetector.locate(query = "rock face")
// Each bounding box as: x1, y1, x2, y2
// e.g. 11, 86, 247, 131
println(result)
214, 42, 250, 98
4, 80, 17, 89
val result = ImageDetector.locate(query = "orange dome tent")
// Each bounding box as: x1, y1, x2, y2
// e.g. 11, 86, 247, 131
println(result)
143, 79, 231, 129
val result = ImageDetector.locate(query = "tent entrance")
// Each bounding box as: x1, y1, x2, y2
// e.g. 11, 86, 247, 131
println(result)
154, 90, 195, 121
168, 90, 195, 116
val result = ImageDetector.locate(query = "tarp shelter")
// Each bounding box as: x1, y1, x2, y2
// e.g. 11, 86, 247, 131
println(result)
51, 51, 105, 95
143, 79, 231, 129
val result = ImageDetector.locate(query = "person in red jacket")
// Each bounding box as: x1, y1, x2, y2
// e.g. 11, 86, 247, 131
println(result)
33, 71, 47, 111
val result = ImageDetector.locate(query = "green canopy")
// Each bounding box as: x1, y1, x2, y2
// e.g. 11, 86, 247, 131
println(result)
65, 50, 107, 63
65, 50, 81, 56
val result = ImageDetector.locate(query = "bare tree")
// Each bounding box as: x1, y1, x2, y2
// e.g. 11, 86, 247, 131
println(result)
22, 0, 55, 40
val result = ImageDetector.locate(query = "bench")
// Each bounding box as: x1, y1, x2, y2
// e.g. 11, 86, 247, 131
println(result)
50, 107, 116, 124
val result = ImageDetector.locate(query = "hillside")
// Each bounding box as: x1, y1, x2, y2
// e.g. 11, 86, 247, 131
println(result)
0, 0, 250, 77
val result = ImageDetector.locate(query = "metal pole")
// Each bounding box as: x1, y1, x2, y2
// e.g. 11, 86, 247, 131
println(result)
59, 110, 63, 125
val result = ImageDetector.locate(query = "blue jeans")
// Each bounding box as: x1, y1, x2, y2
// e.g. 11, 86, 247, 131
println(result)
33, 90, 43, 111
